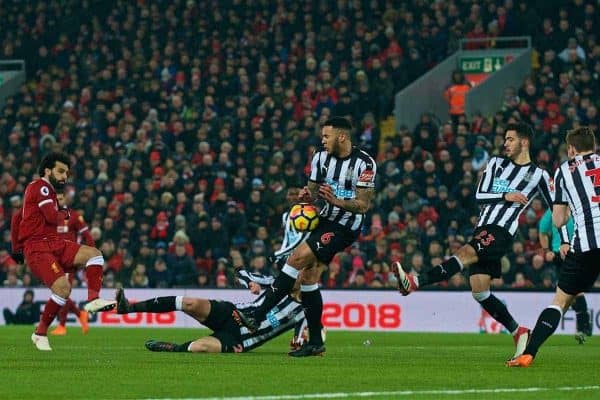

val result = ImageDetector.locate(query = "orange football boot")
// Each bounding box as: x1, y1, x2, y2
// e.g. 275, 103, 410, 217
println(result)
80, 311, 89, 334
50, 325, 67, 336
506, 354, 534, 368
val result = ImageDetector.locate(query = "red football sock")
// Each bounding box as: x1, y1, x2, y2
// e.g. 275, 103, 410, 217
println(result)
86, 265, 103, 301
57, 304, 69, 326
67, 298, 81, 315
57, 299, 81, 325
36, 296, 65, 335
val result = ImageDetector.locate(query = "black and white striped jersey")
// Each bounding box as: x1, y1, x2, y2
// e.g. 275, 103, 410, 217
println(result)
554, 153, 600, 252
235, 294, 304, 351
309, 146, 377, 231
475, 156, 553, 235
272, 211, 310, 261
234, 269, 304, 351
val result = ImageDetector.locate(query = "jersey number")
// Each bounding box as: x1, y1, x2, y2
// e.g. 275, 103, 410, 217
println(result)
584, 168, 600, 203
474, 230, 495, 247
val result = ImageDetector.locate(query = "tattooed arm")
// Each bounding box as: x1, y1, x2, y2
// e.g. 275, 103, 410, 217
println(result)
318, 185, 375, 214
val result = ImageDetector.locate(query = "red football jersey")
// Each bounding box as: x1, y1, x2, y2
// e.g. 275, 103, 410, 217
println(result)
57, 209, 95, 246
18, 178, 70, 244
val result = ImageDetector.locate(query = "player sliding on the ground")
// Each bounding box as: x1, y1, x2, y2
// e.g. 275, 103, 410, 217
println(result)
392, 123, 555, 360
116, 269, 324, 354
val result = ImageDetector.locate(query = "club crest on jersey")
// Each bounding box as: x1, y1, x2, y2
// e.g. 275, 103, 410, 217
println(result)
522, 172, 533, 183
40, 186, 49, 196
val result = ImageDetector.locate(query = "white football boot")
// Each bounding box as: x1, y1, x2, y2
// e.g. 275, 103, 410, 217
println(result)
31, 333, 52, 351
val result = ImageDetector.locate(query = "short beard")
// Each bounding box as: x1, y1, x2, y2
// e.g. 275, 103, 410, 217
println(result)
49, 175, 66, 191
330, 142, 341, 157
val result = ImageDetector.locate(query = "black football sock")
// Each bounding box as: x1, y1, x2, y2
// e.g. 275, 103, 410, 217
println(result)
525, 306, 562, 357
174, 341, 193, 352
419, 256, 462, 286
254, 264, 298, 321
476, 292, 519, 333
301, 287, 324, 346
572, 296, 591, 330
131, 296, 176, 313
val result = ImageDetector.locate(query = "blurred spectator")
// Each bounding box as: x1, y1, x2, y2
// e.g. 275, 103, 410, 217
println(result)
3, 270, 23, 287
148, 258, 172, 289
3, 289, 39, 324
130, 264, 149, 288
166, 239, 197, 287
349, 269, 368, 289
197, 271, 210, 288
558, 37, 586, 63
324, 258, 347, 288
168, 230, 194, 257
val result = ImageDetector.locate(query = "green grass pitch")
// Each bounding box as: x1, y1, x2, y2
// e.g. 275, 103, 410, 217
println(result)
1, 326, 599, 399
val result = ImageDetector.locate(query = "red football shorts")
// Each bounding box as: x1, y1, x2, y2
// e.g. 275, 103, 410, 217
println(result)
24, 239, 81, 287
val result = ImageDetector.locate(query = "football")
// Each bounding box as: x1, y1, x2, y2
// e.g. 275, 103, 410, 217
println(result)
289, 203, 319, 232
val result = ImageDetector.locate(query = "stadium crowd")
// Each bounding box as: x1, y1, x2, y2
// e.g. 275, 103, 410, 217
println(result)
1, 0, 600, 291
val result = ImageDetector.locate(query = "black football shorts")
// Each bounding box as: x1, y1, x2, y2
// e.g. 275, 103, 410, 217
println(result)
468, 225, 513, 278
204, 300, 244, 353
558, 249, 600, 295
305, 219, 360, 264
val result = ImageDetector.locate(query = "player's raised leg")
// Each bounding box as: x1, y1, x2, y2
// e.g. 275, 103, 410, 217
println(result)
116, 287, 183, 315
116, 286, 211, 322
392, 251, 469, 295
71, 245, 115, 312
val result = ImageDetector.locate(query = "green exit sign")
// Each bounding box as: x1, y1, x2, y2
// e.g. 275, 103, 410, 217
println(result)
460, 56, 505, 73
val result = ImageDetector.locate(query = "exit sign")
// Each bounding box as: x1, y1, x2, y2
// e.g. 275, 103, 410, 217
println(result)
460, 56, 506, 73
